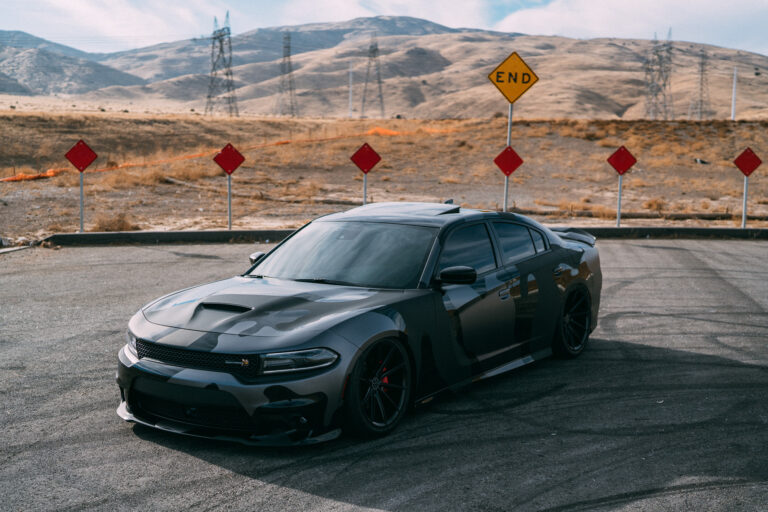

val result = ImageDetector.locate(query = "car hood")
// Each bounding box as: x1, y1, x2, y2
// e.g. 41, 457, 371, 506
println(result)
142, 276, 404, 337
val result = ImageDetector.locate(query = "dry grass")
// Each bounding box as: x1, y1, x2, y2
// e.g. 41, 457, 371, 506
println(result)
643, 198, 667, 212
3, 115, 768, 239
90, 212, 140, 232
627, 177, 650, 188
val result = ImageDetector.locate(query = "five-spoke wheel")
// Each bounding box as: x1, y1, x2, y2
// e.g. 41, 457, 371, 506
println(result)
344, 338, 411, 437
553, 288, 592, 358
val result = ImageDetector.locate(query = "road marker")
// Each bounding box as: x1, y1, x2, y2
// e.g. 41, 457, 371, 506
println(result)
733, 147, 762, 228
494, 146, 524, 177
65, 140, 97, 233
350, 143, 381, 205
213, 143, 245, 230
607, 146, 637, 227
488, 52, 538, 211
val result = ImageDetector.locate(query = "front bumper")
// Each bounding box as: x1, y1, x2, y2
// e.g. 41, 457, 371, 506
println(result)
116, 345, 345, 446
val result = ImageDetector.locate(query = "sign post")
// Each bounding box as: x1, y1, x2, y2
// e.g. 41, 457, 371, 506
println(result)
350, 143, 381, 204
607, 146, 637, 227
488, 52, 538, 211
733, 147, 762, 228
213, 143, 245, 230
65, 140, 97, 232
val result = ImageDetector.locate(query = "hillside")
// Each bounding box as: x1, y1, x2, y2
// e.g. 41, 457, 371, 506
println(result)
0, 16, 766, 119
87, 30, 768, 120
97, 16, 475, 82
0, 46, 144, 95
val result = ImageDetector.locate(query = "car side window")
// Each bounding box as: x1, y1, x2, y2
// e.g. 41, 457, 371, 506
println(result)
530, 229, 546, 253
492, 222, 536, 265
438, 224, 497, 275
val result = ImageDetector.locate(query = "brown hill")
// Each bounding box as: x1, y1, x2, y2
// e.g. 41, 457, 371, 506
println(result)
87, 30, 768, 120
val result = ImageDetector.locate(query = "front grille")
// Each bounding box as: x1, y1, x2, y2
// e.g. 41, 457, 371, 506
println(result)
136, 339, 260, 379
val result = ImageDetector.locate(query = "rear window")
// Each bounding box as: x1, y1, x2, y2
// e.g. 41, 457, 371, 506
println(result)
530, 229, 546, 252
492, 222, 536, 264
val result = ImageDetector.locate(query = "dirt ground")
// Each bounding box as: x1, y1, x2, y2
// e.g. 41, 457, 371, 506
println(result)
1, 112, 767, 243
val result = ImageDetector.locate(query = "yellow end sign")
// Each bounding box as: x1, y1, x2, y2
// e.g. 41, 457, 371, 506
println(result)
488, 52, 538, 104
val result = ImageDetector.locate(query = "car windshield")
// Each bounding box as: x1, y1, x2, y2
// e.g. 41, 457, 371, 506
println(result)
250, 221, 437, 288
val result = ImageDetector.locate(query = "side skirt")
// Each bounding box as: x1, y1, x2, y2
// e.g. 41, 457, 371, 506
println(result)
414, 347, 552, 405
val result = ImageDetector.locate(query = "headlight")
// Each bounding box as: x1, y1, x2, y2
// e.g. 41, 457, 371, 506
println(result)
261, 348, 338, 374
126, 331, 137, 355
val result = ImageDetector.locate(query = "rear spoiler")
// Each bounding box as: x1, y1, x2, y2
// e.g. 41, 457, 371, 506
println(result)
550, 227, 596, 246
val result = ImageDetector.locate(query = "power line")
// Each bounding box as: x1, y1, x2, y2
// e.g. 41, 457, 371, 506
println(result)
688, 50, 711, 120
360, 34, 385, 119
204, 11, 238, 117
275, 31, 299, 117
644, 29, 673, 120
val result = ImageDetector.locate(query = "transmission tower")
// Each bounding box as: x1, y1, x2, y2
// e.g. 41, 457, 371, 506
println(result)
361, 35, 385, 118
644, 30, 673, 120
275, 32, 299, 117
204, 12, 238, 117
688, 50, 711, 120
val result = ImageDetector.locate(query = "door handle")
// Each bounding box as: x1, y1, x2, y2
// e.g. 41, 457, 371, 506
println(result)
553, 264, 566, 277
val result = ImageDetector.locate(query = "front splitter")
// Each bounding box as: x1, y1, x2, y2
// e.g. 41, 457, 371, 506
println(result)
117, 401, 341, 446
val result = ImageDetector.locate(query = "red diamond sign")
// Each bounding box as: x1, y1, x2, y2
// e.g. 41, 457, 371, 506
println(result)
734, 147, 762, 177
607, 146, 637, 175
65, 139, 97, 172
214, 143, 245, 175
350, 143, 381, 174
494, 146, 523, 176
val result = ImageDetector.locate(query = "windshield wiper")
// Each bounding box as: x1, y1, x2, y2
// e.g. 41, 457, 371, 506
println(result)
293, 278, 359, 287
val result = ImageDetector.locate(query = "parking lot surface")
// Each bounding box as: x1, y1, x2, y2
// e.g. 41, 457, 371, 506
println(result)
1, 239, 767, 511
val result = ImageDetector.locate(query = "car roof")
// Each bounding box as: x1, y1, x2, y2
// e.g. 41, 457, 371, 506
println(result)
316, 202, 539, 229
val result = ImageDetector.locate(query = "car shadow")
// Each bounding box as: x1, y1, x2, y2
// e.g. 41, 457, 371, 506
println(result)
133, 338, 768, 511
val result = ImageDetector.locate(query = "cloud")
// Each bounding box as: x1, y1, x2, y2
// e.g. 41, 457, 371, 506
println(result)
493, 0, 768, 55
274, 0, 489, 31
3, 0, 229, 52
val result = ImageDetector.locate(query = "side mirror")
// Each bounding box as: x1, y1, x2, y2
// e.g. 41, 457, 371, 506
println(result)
249, 251, 266, 265
438, 266, 477, 285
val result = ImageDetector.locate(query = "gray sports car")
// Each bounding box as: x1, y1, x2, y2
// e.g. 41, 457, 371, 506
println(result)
117, 202, 601, 444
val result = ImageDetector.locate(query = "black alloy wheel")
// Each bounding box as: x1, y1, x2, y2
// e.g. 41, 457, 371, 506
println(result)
553, 289, 591, 358
344, 338, 411, 438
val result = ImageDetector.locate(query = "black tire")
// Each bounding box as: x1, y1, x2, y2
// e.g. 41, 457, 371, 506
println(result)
343, 338, 412, 438
552, 288, 592, 358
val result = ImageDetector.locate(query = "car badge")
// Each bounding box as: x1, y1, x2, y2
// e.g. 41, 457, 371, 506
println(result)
225, 358, 250, 367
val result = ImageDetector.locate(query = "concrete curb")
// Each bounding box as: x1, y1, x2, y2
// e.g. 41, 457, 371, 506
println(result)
0, 246, 32, 254
36, 227, 768, 246
42, 230, 294, 246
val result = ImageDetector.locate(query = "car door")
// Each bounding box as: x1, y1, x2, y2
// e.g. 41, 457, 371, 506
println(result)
490, 222, 543, 348
435, 222, 517, 368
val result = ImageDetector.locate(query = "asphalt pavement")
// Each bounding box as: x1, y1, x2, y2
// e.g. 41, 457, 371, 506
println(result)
1, 240, 767, 511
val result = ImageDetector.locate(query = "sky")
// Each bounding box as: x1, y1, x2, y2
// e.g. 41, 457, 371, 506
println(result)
3, 0, 767, 56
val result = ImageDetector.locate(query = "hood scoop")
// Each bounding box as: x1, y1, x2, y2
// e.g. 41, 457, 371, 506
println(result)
199, 302, 253, 314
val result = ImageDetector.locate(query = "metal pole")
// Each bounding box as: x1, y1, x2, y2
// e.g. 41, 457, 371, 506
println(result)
363, 174, 367, 205
227, 174, 232, 230
742, 175, 748, 228
79, 172, 84, 232
617, 174, 623, 227
348, 63, 353, 118
503, 103, 513, 212
731, 67, 737, 121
